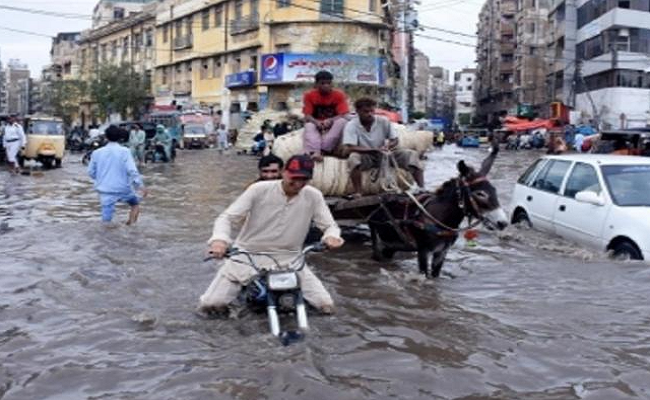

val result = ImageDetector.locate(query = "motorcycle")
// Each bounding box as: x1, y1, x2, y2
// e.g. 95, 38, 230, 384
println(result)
81, 137, 105, 165
204, 243, 326, 343
144, 139, 173, 163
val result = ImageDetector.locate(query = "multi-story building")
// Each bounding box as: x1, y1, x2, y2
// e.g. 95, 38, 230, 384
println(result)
77, 3, 156, 124
50, 32, 82, 81
153, 0, 391, 113
0, 54, 7, 115
92, 0, 156, 28
428, 66, 454, 122
454, 68, 476, 128
574, 0, 650, 128
5, 59, 31, 116
546, 0, 577, 109
412, 49, 430, 114
514, 0, 549, 112
475, 0, 517, 125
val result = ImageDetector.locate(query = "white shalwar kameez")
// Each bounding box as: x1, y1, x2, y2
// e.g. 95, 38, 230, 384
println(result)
3, 123, 27, 167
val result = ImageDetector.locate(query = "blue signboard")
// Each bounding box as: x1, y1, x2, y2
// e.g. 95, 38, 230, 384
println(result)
225, 71, 256, 88
260, 53, 386, 85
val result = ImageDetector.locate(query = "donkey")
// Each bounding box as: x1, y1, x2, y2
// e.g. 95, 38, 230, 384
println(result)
367, 142, 509, 277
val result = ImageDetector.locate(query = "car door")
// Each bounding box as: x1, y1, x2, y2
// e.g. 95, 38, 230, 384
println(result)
527, 159, 572, 232
553, 162, 610, 247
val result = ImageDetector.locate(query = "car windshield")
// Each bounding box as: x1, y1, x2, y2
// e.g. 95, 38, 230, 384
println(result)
31, 121, 64, 135
185, 125, 205, 134
601, 164, 650, 206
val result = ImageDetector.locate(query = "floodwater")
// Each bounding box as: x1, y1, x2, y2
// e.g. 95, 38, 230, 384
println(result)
1, 146, 649, 400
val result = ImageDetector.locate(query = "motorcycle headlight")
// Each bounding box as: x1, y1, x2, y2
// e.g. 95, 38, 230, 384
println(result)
268, 272, 299, 290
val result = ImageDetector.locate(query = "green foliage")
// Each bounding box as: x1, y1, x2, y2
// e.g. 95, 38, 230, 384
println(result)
458, 113, 471, 126
89, 63, 151, 120
50, 80, 86, 126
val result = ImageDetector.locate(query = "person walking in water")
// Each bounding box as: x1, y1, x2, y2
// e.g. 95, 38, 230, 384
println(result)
129, 124, 146, 165
88, 125, 147, 225
2, 115, 27, 173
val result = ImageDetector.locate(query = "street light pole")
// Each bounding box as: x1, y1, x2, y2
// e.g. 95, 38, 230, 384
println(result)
400, 0, 409, 123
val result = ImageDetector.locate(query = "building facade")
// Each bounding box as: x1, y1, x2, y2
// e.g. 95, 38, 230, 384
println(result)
152, 0, 390, 113
50, 32, 82, 81
428, 66, 454, 123
574, 0, 650, 128
0, 55, 7, 115
546, 0, 578, 109
412, 49, 430, 114
93, 0, 156, 28
454, 68, 476, 128
77, 3, 157, 124
5, 59, 31, 116
514, 0, 549, 113
475, 0, 517, 125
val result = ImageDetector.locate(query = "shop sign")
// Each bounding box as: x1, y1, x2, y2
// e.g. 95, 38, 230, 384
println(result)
260, 53, 386, 85
226, 71, 257, 88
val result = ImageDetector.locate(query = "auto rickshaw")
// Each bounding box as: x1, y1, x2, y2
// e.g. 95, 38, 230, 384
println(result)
19, 116, 66, 168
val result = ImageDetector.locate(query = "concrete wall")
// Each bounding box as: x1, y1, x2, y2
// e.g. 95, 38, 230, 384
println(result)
576, 87, 650, 129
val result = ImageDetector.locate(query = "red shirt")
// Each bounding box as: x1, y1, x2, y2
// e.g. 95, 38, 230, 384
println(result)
302, 89, 349, 120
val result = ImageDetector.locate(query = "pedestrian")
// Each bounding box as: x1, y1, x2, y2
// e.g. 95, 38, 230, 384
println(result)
216, 124, 229, 152
88, 125, 147, 225
302, 70, 351, 161
2, 116, 27, 173
199, 154, 344, 316
129, 124, 146, 165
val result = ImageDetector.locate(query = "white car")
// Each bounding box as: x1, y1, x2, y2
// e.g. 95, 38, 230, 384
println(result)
510, 154, 650, 260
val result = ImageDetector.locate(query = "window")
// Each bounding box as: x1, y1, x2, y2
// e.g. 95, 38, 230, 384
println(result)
212, 57, 222, 77
145, 29, 153, 47
214, 6, 223, 27
619, 1, 630, 8
321, 0, 344, 15
200, 59, 210, 79
175, 20, 182, 38
518, 159, 545, 186
101, 44, 107, 62
250, 0, 259, 16
202, 10, 210, 30
186, 17, 193, 35
564, 163, 601, 198
527, 22, 535, 35
277, 0, 291, 8
250, 53, 258, 71
161, 68, 168, 85
122, 36, 129, 58
318, 42, 346, 53
235, 0, 243, 20
163, 25, 169, 43
111, 40, 118, 59
369, 0, 376, 12
532, 160, 571, 193
113, 7, 125, 20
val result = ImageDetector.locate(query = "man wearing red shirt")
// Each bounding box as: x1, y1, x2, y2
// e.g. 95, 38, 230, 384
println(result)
302, 70, 350, 161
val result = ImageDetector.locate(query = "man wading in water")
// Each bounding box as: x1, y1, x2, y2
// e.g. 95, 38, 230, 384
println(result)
199, 155, 344, 316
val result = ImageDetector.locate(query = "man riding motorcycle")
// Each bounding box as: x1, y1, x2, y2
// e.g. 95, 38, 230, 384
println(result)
152, 125, 172, 162
199, 155, 344, 316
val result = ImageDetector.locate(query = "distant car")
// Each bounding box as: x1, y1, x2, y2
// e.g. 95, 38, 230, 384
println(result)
457, 135, 480, 147
510, 154, 650, 261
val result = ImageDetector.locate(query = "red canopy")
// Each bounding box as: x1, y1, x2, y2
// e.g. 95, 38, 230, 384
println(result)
504, 117, 554, 132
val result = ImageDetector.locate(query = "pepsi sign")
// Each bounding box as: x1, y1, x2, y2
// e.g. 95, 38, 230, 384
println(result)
261, 54, 284, 83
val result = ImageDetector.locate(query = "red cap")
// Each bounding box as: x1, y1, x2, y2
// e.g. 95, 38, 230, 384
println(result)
285, 155, 314, 179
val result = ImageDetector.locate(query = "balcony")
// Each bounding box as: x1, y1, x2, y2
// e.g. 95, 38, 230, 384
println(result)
230, 14, 259, 35
500, 43, 515, 54
173, 35, 193, 50
500, 61, 514, 71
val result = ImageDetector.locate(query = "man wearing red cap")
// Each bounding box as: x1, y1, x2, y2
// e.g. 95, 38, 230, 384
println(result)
199, 155, 344, 315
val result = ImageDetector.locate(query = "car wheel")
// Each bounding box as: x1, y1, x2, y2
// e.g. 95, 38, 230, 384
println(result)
611, 240, 643, 261
512, 209, 532, 228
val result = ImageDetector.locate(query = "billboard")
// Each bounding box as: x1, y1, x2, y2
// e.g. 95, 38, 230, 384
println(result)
261, 53, 386, 85
226, 71, 256, 88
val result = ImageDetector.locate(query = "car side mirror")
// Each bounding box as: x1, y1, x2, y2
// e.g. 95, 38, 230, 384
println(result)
575, 190, 605, 206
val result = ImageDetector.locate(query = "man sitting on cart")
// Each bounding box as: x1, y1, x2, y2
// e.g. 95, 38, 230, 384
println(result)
343, 97, 424, 198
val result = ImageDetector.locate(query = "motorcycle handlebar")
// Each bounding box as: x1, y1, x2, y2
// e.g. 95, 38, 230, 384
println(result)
203, 242, 327, 262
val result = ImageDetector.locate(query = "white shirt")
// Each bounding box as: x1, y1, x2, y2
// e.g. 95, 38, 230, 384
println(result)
209, 180, 341, 265
2, 123, 26, 148
342, 115, 396, 149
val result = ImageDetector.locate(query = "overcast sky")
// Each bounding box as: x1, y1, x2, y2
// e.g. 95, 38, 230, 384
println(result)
0, 0, 481, 81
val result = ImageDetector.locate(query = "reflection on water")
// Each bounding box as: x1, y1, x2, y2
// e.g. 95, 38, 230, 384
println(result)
1, 147, 649, 399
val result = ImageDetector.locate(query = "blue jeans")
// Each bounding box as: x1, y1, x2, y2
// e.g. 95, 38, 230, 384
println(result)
99, 192, 139, 222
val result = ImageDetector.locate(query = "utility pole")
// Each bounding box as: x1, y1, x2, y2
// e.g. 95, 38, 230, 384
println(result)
399, 0, 417, 123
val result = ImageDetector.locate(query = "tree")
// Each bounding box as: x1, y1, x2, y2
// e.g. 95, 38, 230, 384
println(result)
50, 80, 86, 127
89, 63, 151, 121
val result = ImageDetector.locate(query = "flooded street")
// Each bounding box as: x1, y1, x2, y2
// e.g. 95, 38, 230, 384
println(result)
2, 147, 650, 400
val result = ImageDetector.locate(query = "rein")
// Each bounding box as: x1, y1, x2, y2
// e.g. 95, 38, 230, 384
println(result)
379, 152, 487, 235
